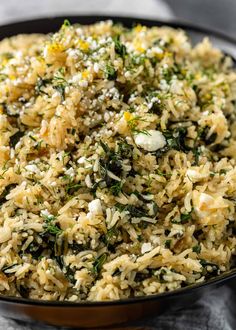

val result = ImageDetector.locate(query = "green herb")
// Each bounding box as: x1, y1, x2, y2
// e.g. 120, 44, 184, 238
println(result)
127, 115, 150, 135
9, 131, 24, 148
35, 140, 44, 150
117, 140, 133, 158
219, 169, 227, 175
18, 285, 30, 298
46, 223, 62, 235
0, 74, 8, 82
200, 259, 219, 278
29, 135, 37, 142
200, 126, 217, 145
180, 212, 192, 223
65, 182, 82, 195
156, 169, 171, 177
1, 52, 13, 60
42, 213, 62, 236
110, 181, 123, 196
68, 242, 90, 253
163, 127, 190, 152
137, 235, 143, 242
53, 68, 69, 101
113, 36, 127, 58
35, 77, 51, 95
102, 227, 118, 248
192, 147, 201, 166
105, 64, 117, 80
92, 253, 107, 276
115, 203, 147, 218
65, 266, 76, 284
99, 141, 123, 193
25, 241, 44, 260
192, 245, 201, 253
165, 239, 172, 249
62, 19, 71, 28
54, 84, 66, 100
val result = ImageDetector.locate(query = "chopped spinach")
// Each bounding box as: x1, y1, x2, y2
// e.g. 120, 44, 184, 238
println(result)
200, 126, 217, 145
101, 227, 119, 248
18, 285, 30, 298
192, 245, 201, 253
42, 213, 62, 236
156, 127, 191, 158
117, 140, 133, 158
68, 242, 90, 253
99, 141, 123, 194
25, 241, 44, 260
180, 212, 192, 223
115, 203, 147, 218
65, 266, 76, 285
9, 131, 24, 148
163, 127, 190, 152
200, 259, 219, 278
165, 239, 172, 249
110, 181, 123, 196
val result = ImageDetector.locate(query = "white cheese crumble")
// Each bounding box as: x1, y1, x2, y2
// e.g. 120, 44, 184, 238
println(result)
25, 164, 39, 174
134, 130, 166, 152
64, 167, 75, 177
88, 199, 103, 215
77, 156, 86, 164
40, 209, 51, 217
141, 242, 152, 254
93, 63, 100, 73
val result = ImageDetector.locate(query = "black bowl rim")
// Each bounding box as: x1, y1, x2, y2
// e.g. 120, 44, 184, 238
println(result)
0, 14, 235, 308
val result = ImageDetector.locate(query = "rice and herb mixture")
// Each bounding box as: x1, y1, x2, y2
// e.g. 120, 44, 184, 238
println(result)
0, 20, 236, 302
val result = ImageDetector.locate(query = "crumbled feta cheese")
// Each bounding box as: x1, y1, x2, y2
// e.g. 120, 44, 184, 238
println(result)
88, 199, 103, 215
65, 167, 75, 177
40, 209, 50, 217
141, 242, 152, 254
134, 130, 166, 152
93, 63, 100, 73
77, 156, 86, 164
25, 164, 39, 174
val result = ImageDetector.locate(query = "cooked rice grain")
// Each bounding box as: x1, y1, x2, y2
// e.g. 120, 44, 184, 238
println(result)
0, 20, 236, 301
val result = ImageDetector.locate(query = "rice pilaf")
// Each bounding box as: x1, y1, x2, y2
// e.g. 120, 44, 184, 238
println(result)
0, 20, 236, 301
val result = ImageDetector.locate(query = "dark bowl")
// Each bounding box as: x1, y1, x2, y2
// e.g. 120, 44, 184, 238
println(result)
0, 15, 236, 329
